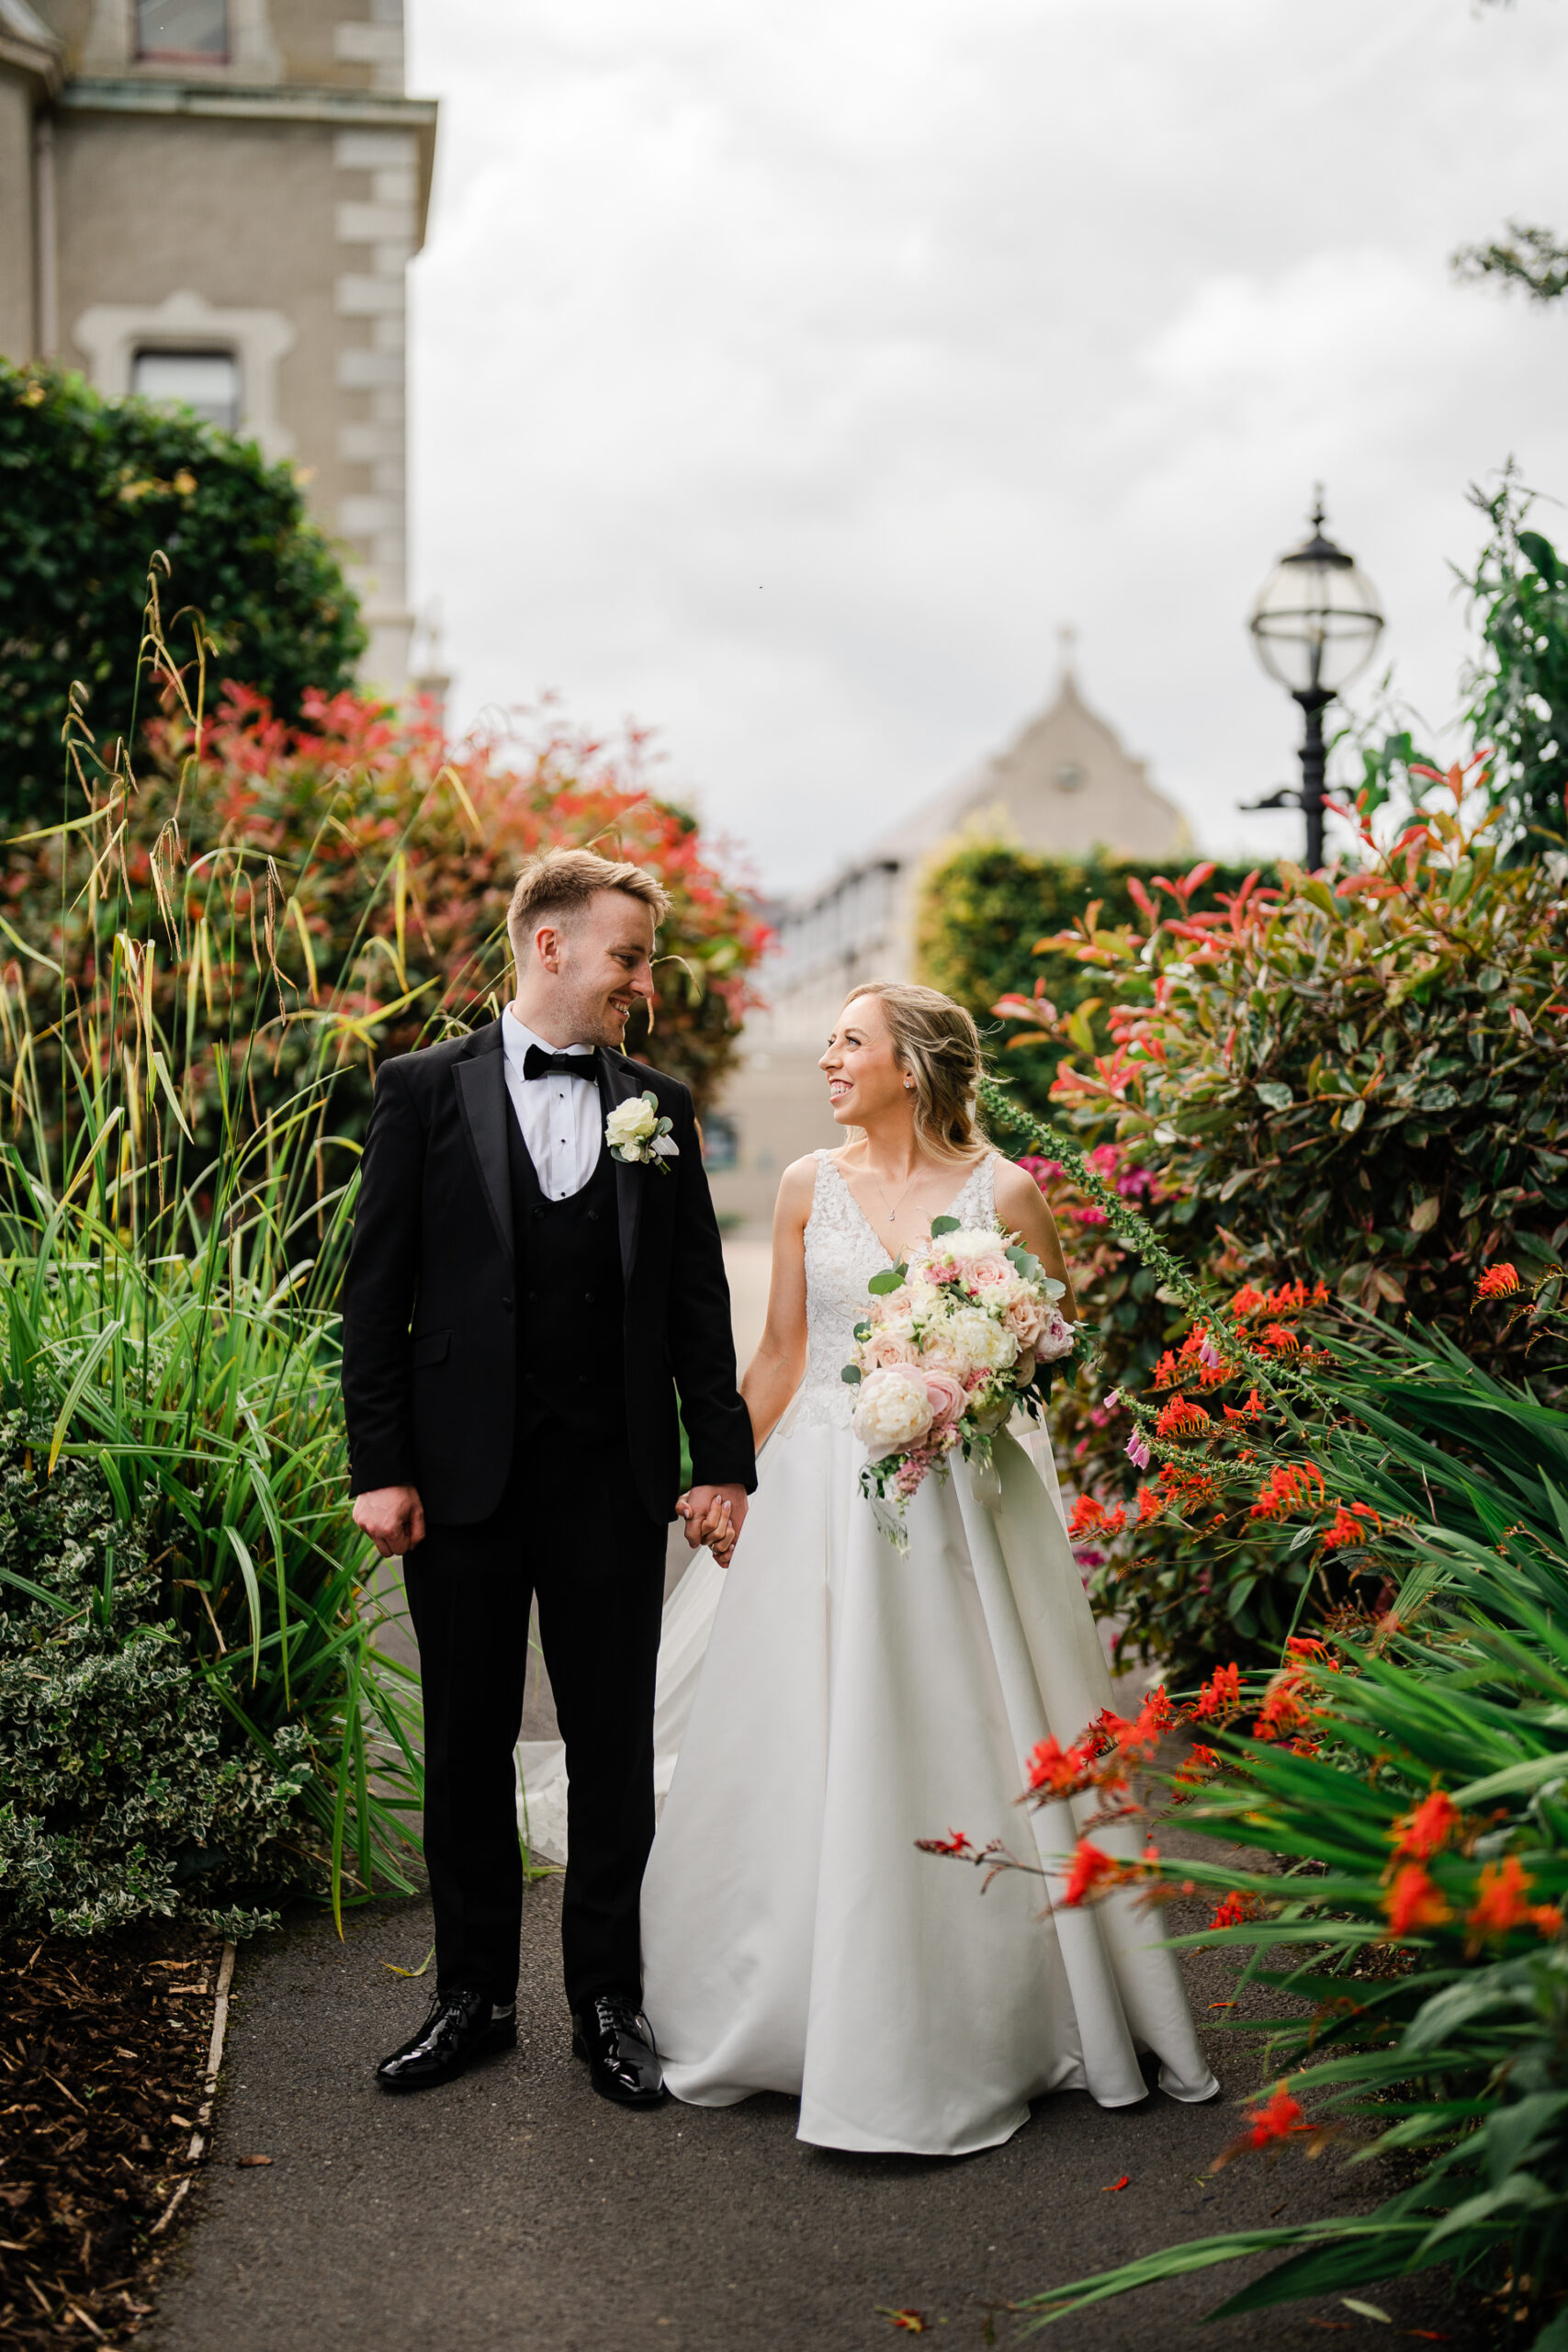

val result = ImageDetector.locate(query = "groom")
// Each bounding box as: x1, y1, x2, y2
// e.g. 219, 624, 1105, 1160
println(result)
343, 847, 755, 2102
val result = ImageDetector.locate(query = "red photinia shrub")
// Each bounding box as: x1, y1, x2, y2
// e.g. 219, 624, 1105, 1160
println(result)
998, 796, 1568, 1672
4, 684, 770, 1158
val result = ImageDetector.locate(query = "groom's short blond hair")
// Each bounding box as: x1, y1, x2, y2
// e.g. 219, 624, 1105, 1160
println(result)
506, 848, 671, 967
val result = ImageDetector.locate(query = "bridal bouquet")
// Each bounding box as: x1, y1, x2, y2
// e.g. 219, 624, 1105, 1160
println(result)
841, 1215, 1074, 1552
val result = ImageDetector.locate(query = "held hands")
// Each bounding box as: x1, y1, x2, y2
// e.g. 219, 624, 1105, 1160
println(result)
353, 1484, 426, 1561
678, 1482, 748, 1566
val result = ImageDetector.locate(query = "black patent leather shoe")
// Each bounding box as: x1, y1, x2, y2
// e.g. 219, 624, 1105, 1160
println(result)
571, 1991, 665, 2107
376, 1990, 516, 2093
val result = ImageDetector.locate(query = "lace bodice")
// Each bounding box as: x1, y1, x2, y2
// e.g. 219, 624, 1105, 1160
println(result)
789, 1150, 998, 1430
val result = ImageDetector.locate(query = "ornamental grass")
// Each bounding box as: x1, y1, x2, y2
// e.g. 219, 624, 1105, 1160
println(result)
0, 575, 430, 1934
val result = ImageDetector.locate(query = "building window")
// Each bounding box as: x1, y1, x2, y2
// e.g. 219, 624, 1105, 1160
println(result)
131, 348, 241, 432
134, 1, 231, 63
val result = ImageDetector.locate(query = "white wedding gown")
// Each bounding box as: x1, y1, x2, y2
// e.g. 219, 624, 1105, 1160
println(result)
523, 1150, 1218, 2154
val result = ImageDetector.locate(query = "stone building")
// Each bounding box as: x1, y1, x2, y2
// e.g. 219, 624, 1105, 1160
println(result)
705, 651, 1190, 1230
0, 0, 436, 686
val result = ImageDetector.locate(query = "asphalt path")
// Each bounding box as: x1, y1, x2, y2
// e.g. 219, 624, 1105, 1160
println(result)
148, 1865, 1483, 2352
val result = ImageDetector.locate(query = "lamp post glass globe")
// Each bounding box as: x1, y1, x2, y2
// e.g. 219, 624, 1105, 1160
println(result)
1249, 493, 1383, 697
1247, 492, 1382, 871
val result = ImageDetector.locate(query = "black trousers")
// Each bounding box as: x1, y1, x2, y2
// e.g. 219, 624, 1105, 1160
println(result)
402, 1423, 668, 2014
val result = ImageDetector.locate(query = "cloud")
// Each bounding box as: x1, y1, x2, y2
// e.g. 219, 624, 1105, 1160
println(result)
407, 0, 1568, 888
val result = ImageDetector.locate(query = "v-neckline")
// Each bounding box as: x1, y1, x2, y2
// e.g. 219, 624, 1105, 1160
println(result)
822, 1149, 986, 1268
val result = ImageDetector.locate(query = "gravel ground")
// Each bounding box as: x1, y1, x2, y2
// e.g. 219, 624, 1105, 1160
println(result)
146, 1870, 1486, 2352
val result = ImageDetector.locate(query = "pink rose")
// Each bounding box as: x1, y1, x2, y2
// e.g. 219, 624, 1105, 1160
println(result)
967, 1256, 1013, 1291
1001, 1295, 1049, 1349
863, 1325, 918, 1369
921, 1368, 967, 1431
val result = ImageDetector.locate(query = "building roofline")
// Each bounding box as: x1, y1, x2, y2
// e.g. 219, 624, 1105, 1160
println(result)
0, 0, 64, 99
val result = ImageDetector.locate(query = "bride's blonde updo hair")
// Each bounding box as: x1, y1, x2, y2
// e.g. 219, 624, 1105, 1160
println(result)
840, 980, 988, 1167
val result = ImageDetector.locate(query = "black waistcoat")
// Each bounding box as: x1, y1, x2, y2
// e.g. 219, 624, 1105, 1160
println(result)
505, 1095, 626, 1441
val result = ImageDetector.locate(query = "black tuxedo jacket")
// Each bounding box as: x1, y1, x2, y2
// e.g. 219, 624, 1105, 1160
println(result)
340, 1021, 756, 1526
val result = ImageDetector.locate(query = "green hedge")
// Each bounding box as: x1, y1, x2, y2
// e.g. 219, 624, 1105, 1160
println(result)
0, 359, 364, 825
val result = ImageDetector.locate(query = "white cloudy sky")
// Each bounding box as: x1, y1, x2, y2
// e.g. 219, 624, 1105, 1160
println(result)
404, 0, 1568, 897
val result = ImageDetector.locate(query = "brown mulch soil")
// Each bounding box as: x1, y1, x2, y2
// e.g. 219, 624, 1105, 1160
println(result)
0, 1926, 230, 2348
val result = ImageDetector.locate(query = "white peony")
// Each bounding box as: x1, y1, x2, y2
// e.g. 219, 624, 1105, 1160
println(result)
852, 1364, 935, 1453
940, 1227, 1010, 1265
606, 1095, 658, 1148
925, 1306, 1019, 1378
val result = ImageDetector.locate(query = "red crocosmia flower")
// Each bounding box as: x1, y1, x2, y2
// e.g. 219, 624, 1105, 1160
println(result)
1253, 1669, 1313, 1742
1025, 1736, 1094, 1797
1155, 1392, 1211, 1441
1391, 1790, 1461, 1862
1382, 1864, 1452, 1939
1476, 1262, 1520, 1299
1195, 1662, 1242, 1718
1135, 1482, 1164, 1523
1173, 1741, 1219, 1792
1284, 1635, 1334, 1664
1322, 1500, 1382, 1550
1261, 1322, 1301, 1353
1244, 2084, 1308, 2147
1465, 1854, 1564, 1939
1249, 1462, 1326, 1521
1229, 1283, 1267, 1317
1209, 1891, 1258, 1930
923, 1829, 972, 1857
1062, 1839, 1120, 1905
1068, 1494, 1128, 1540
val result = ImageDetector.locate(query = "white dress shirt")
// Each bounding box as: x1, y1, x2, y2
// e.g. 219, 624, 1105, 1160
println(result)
501, 1008, 603, 1201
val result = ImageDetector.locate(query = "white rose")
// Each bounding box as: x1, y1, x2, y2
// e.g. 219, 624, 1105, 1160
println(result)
606, 1095, 658, 1149
852, 1365, 935, 1453
930, 1307, 1018, 1377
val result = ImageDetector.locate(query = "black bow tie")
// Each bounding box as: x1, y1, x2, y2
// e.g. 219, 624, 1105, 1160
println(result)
523, 1044, 596, 1082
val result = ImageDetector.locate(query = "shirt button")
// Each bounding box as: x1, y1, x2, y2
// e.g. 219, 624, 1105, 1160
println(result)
502, 1295, 513, 1313
583, 1290, 594, 1305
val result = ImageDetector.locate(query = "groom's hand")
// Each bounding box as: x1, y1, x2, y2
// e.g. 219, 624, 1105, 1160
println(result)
354, 1484, 426, 1560
679, 1482, 748, 1561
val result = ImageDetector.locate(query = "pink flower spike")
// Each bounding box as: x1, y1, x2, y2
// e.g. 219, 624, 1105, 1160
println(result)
1125, 1431, 1152, 1471
1104, 1389, 1122, 1411
1198, 1336, 1222, 1370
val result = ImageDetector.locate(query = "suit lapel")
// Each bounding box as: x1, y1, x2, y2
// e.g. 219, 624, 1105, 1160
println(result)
453, 1023, 513, 1261
598, 1051, 643, 1286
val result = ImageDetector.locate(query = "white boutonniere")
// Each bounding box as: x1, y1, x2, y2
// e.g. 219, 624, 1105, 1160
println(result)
606, 1090, 680, 1172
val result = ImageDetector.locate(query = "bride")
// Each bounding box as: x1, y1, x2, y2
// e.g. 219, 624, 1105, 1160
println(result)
635, 980, 1218, 2155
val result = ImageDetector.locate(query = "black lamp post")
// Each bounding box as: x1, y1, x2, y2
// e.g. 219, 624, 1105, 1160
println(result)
1245, 492, 1383, 870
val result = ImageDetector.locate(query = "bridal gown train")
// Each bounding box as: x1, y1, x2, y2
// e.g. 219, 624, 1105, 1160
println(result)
634, 1149, 1219, 2155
